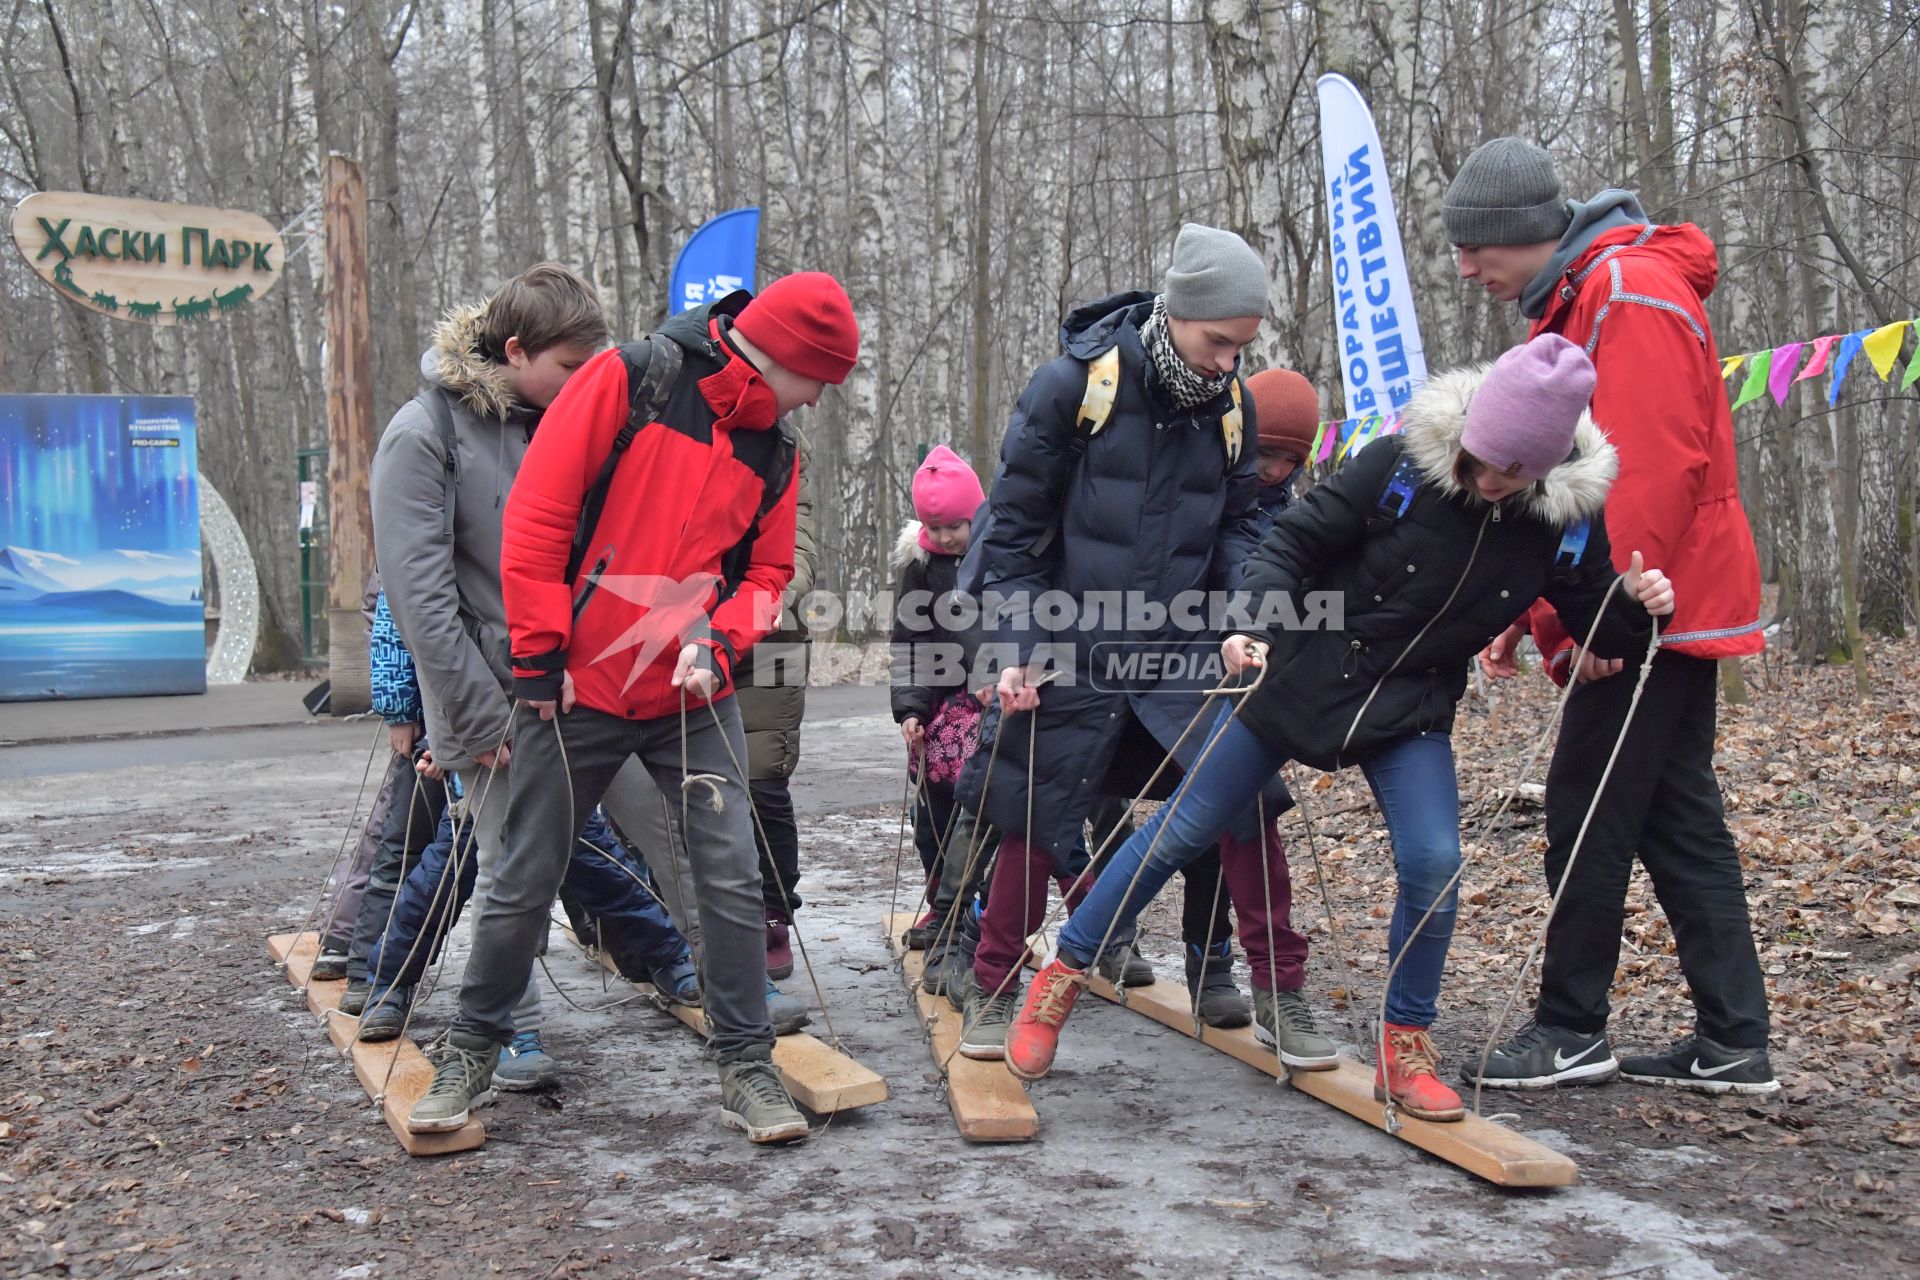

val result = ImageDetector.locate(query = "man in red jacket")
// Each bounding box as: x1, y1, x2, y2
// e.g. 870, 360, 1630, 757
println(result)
408, 273, 859, 1144
1446, 139, 1777, 1096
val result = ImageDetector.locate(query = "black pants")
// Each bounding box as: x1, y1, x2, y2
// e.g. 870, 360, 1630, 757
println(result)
346, 751, 447, 982
910, 778, 957, 884
753, 776, 803, 921
1537, 650, 1770, 1047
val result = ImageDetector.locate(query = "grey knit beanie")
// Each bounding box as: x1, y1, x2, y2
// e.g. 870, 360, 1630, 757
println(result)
1162, 223, 1269, 320
1443, 138, 1574, 246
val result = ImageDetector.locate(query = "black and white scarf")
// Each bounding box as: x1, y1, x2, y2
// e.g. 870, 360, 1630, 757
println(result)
1139, 294, 1233, 410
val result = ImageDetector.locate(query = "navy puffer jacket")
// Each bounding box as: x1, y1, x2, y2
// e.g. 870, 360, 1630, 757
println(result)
955, 291, 1292, 857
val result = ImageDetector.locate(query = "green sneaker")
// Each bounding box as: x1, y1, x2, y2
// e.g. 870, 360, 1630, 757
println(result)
958, 969, 1018, 1060
1253, 988, 1339, 1071
717, 1046, 809, 1144
406, 1031, 497, 1133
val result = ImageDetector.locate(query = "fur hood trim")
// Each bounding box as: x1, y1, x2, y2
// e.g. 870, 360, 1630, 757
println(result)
1398, 364, 1617, 526
424, 302, 516, 420
891, 520, 929, 570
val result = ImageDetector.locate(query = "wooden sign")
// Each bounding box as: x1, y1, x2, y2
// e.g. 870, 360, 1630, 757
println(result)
9, 191, 286, 326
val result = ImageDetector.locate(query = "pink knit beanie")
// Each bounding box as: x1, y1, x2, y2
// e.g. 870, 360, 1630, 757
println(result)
912, 445, 986, 552
1459, 334, 1596, 481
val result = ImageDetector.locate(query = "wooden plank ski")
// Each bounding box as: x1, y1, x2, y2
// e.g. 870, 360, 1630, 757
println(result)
265, 931, 485, 1156
1085, 973, 1576, 1188
883, 913, 1037, 1143
558, 926, 888, 1114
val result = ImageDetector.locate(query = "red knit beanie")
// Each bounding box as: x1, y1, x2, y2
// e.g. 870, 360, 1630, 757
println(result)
734, 272, 860, 385
1246, 367, 1320, 458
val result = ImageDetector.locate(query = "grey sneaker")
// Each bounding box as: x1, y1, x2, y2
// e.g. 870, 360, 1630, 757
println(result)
494, 1030, 557, 1092
1185, 942, 1252, 1030
767, 982, 811, 1036
1253, 988, 1339, 1070
406, 1031, 497, 1133
958, 969, 1018, 1060
1464, 1019, 1618, 1089
1095, 936, 1156, 988
718, 1046, 809, 1144
338, 978, 370, 1017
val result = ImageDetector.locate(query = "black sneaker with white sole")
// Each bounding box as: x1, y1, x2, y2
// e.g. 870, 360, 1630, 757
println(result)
1619, 1034, 1780, 1096
1462, 1019, 1618, 1089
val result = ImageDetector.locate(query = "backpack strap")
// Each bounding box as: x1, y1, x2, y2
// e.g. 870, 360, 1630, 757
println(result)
417, 388, 460, 542
1554, 518, 1592, 569
565, 335, 683, 584
1376, 451, 1424, 522
1221, 377, 1244, 465
1077, 346, 1122, 437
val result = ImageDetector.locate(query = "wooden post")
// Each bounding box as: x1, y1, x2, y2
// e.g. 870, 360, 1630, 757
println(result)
323, 154, 376, 714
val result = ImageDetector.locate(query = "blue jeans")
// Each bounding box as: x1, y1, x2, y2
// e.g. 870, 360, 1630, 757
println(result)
1056, 710, 1461, 1027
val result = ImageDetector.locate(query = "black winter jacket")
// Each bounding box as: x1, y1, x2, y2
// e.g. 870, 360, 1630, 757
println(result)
1238, 362, 1652, 771
889, 521, 984, 725
954, 291, 1290, 856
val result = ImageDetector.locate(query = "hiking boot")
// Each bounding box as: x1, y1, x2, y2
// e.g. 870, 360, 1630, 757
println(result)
766, 912, 794, 980
943, 903, 983, 1012
1006, 957, 1086, 1081
356, 985, 412, 1043
338, 978, 370, 1017
768, 981, 811, 1036
1094, 935, 1155, 988
921, 931, 967, 997
901, 909, 939, 951
494, 1030, 557, 1092
309, 943, 350, 982
648, 956, 701, 1007
717, 1045, 809, 1144
406, 1031, 497, 1133
1374, 1023, 1464, 1121
1464, 1019, 1617, 1089
957, 969, 1018, 1060
1253, 988, 1338, 1069
1619, 1034, 1780, 1096
1185, 941, 1252, 1030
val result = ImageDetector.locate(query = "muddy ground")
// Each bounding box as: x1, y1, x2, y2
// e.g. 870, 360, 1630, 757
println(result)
2, 670, 1916, 1279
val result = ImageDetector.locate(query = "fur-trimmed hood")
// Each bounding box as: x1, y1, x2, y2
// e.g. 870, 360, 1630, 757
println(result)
1398, 363, 1617, 527
892, 519, 929, 570
419, 302, 516, 420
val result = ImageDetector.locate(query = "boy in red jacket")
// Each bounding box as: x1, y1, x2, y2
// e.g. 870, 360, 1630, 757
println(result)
1445, 138, 1776, 1096
408, 273, 859, 1143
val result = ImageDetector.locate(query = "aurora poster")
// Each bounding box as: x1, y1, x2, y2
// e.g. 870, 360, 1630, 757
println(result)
0, 395, 205, 701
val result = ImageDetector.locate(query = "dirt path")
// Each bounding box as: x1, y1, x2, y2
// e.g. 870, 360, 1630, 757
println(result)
2, 676, 1914, 1278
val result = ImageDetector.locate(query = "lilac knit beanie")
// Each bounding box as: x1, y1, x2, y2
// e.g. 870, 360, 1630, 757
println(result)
1459, 334, 1595, 480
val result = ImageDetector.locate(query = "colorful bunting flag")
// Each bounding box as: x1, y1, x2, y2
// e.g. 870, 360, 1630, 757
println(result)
1721, 355, 1744, 381
1903, 331, 1920, 391
1828, 330, 1868, 405
1794, 334, 1839, 383
1307, 419, 1328, 461
1767, 342, 1805, 405
1861, 320, 1909, 380
1731, 349, 1773, 410
1316, 418, 1339, 464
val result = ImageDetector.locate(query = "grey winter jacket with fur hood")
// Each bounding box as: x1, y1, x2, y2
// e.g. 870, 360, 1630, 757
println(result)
1237, 362, 1653, 770
370, 304, 538, 773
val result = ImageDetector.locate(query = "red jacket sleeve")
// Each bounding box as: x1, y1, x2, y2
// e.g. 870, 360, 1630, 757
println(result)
1584, 267, 1716, 574
501, 348, 631, 698
704, 451, 800, 681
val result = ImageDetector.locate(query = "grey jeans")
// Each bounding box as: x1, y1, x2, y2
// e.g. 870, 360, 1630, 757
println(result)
452, 761, 543, 1035
454, 699, 772, 1060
